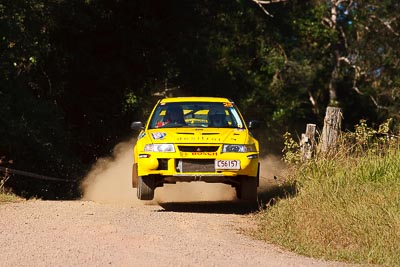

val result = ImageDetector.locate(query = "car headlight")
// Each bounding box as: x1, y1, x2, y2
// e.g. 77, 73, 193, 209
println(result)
144, 144, 175, 152
222, 144, 256, 153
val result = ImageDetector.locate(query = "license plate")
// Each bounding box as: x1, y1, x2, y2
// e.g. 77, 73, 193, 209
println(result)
215, 160, 240, 170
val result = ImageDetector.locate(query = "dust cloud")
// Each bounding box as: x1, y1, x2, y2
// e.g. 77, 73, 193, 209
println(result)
81, 138, 142, 205
155, 155, 287, 202
81, 137, 286, 205
258, 154, 287, 189
156, 183, 236, 203
80, 138, 236, 205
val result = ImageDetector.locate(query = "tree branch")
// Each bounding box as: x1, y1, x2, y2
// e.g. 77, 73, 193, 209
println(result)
338, 56, 364, 95
255, 0, 288, 4
252, 0, 274, 17
251, 0, 288, 18
370, 15, 400, 36
370, 95, 389, 110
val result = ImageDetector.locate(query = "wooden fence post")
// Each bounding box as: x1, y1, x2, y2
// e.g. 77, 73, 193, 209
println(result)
320, 106, 342, 153
300, 123, 316, 161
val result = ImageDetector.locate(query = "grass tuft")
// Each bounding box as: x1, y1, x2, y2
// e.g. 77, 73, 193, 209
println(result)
0, 191, 23, 203
0, 170, 23, 204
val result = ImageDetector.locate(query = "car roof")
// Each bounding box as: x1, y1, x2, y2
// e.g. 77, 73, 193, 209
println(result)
159, 97, 233, 103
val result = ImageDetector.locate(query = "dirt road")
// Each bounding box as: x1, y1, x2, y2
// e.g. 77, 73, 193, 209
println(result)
0, 199, 347, 267
1, 143, 348, 266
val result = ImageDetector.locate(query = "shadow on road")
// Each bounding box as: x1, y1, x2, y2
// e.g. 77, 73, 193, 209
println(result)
157, 200, 258, 214
257, 182, 297, 208
157, 182, 297, 215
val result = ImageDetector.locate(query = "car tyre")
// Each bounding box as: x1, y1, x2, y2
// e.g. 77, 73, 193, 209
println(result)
137, 175, 155, 200
132, 163, 138, 188
238, 176, 258, 202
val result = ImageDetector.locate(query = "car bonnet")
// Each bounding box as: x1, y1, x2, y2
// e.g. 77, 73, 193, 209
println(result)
146, 128, 249, 144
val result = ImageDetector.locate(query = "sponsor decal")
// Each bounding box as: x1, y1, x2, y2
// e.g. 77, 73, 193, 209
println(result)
176, 136, 220, 142
151, 132, 167, 140
223, 102, 234, 107
190, 152, 218, 156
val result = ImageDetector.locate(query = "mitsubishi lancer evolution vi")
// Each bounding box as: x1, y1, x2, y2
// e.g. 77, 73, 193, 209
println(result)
130, 97, 260, 201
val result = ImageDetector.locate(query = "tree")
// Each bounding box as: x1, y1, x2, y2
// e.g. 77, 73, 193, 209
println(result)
252, 0, 400, 127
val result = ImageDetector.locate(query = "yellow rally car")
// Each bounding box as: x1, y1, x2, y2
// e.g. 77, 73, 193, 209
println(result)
131, 97, 260, 201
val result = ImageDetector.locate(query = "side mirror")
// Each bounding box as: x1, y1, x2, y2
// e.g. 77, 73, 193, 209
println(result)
131, 121, 144, 131
248, 120, 260, 130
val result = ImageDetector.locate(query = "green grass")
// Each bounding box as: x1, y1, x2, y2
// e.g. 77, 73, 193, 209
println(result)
254, 147, 400, 266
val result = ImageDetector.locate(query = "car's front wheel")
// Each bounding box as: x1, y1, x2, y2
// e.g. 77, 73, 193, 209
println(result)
137, 175, 155, 200
236, 176, 258, 202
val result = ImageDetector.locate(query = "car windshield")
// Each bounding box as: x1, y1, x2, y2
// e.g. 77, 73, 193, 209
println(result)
148, 102, 245, 129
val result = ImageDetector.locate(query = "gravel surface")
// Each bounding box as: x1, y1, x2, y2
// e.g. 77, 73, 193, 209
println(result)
0, 150, 352, 266
0, 200, 350, 267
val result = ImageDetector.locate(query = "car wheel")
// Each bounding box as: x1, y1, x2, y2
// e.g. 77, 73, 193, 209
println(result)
137, 175, 155, 200
238, 176, 257, 202
235, 185, 242, 199
132, 163, 138, 188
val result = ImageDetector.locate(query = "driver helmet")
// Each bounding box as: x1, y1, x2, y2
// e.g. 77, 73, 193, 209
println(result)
165, 106, 185, 123
208, 107, 226, 127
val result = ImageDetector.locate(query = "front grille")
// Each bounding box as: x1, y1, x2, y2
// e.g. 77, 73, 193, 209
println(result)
178, 146, 219, 152
176, 159, 215, 173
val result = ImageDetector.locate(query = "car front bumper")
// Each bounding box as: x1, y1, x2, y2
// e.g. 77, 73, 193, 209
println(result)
136, 153, 259, 179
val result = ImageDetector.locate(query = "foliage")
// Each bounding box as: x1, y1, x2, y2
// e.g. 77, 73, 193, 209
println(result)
0, 82, 83, 198
351, 118, 394, 151
282, 132, 301, 164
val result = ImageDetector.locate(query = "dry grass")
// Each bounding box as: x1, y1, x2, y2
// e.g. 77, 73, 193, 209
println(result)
254, 128, 400, 266
0, 171, 23, 204
0, 192, 23, 203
